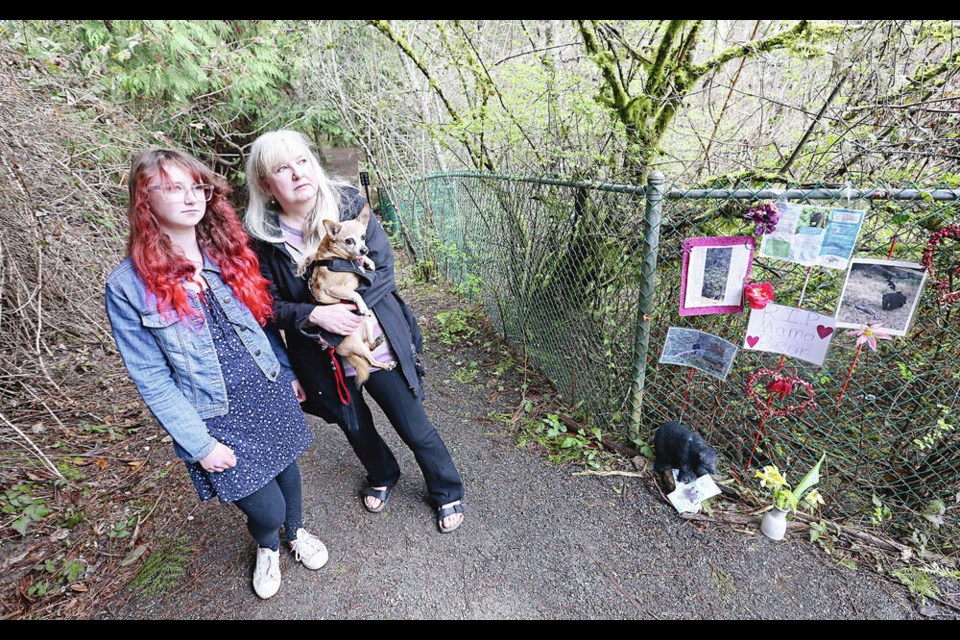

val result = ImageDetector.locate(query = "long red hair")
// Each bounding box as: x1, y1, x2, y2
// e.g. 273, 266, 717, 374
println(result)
126, 149, 274, 325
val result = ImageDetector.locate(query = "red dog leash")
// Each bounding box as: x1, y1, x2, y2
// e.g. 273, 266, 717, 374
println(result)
327, 347, 352, 404
318, 259, 370, 406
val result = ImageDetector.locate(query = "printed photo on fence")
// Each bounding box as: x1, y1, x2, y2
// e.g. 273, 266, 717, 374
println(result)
743, 303, 836, 366
759, 202, 865, 269
679, 236, 755, 316
659, 327, 739, 380
835, 259, 928, 336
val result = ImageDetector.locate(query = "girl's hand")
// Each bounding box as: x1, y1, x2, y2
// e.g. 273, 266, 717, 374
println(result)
291, 378, 306, 403
308, 303, 362, 336
199, 442, 237, 473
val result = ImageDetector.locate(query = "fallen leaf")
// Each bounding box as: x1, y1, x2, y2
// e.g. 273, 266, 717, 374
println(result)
50, 529, 70, 542
121, 546, 147, 567
69, 584, 88, 592
126, 460, 146, 472
487, 392, 500, 404
96, 458, 108, 471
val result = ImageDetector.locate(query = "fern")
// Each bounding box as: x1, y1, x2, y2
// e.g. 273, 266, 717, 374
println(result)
129, 536, 195, 599
890, 567, 942, 604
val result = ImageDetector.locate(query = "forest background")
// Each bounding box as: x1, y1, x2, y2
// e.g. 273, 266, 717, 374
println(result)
0, 20, 958, 617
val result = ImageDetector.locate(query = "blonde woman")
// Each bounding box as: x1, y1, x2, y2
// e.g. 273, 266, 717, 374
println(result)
244, 130, 466, 533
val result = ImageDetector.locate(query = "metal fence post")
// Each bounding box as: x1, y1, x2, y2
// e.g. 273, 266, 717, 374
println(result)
629, 171, 665, 441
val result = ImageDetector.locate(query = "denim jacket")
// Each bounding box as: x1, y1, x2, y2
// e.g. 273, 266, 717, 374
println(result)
104, 254, 293, 463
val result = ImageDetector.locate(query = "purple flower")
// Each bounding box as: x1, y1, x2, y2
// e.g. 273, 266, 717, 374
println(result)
744, 203, 781, 236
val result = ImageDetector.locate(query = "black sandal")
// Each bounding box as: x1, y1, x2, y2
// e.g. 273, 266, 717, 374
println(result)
437, 501, 467, 533
360, 486, 393, 514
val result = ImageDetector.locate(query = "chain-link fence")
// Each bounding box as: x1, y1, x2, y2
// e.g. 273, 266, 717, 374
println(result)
389, 172, 960, 555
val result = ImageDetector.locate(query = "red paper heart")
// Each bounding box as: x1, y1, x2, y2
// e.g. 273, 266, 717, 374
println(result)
746, 336, 760, 348
816, 325, 833, 339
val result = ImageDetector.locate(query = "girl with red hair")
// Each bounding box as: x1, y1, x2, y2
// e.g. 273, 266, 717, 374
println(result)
105, 149, 327, 599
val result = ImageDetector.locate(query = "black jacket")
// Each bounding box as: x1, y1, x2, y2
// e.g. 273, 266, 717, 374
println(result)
254, 187, 425, 425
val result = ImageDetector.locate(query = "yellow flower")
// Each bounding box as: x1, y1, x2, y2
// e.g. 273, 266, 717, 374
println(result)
805, 489, 825, 509
755, 465, 787, 490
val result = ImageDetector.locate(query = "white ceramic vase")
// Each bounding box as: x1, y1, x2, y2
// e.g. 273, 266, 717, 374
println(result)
760, 506, 790, 541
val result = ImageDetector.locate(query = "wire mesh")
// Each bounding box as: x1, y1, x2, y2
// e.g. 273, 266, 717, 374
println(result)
391, 173, 960, 555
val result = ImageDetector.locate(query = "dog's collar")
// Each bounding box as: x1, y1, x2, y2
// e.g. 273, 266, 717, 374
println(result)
312, 258, 376, 286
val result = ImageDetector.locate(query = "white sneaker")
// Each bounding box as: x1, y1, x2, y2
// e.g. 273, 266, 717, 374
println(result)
288, 527, 329, 570
253, 546, 281, 599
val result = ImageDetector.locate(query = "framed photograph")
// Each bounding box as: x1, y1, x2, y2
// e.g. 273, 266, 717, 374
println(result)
659, 327, 739, 380
679, 236, 756, 316
835, 258, 928, 336
743, 303, 836, 367
759, 202, 865, 270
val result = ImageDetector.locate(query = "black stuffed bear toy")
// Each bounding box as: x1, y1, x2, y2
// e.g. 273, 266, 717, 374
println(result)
654, 421, 718, 484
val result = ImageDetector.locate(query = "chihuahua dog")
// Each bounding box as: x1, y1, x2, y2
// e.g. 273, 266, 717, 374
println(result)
307, 207, 395, 385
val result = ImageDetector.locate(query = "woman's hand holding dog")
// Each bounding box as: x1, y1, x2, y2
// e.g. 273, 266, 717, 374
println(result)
200, 442, 237, 473
308, 303, 363, 336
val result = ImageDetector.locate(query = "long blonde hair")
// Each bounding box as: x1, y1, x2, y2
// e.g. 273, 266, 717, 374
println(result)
244, 130, 353, 275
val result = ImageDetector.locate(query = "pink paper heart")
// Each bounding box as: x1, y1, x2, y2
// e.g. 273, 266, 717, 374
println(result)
746, 336, 760, 348
816, 325, 834, 339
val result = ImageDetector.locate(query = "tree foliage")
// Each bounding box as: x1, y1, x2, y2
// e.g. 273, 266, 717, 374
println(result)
300, 20, 960, 189
4, 20, 348, 178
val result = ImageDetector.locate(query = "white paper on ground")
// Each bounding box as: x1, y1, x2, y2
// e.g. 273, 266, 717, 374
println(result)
667, 469, 722, 514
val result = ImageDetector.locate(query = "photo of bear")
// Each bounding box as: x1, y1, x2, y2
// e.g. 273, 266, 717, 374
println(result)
835, 259, 928, 336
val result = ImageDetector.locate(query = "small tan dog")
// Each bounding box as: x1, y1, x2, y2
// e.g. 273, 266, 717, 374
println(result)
308, 208, 395, 385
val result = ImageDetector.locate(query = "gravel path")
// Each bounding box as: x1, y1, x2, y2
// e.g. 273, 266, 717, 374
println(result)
103, 272, 919, 620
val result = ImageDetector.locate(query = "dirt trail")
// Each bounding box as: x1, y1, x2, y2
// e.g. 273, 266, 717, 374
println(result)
101, 273, 919, 620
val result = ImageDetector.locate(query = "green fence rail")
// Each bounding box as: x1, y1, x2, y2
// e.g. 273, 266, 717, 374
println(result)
391, 171, 960, 555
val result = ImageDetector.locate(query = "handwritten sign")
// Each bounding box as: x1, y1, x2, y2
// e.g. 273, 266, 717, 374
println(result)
743, 303, 835, 366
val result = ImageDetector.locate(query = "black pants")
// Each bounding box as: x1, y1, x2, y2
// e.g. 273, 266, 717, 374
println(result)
340, 366, 464, 507
233, 461, 303, 551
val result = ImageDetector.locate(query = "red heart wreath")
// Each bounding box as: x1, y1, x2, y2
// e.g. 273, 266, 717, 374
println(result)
745, 368, 818, 417
921, 224, 960, 304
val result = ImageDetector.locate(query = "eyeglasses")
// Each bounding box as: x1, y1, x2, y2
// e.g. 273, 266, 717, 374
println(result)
147, 183, 215, 203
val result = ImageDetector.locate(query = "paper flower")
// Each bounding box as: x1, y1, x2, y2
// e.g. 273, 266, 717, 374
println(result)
744, 281, 775, 310
745, 368, 818, 417
744, 203, 780, 235
846, 322, 893, 351
766, 377, 794, 399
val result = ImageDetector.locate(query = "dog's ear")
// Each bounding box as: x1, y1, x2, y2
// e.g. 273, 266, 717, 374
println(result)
322, 218, 341, 238
357, 205, 371, 228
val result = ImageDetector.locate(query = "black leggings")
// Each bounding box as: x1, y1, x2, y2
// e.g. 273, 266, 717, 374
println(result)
232, 461, 303, 551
